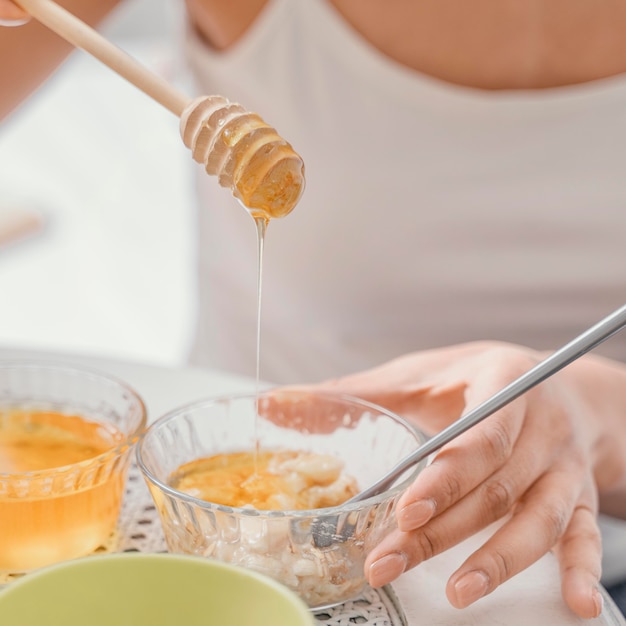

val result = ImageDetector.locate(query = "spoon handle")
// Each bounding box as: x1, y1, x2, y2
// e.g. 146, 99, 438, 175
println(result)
355, 303, 626, 502
14, 0, 189, 116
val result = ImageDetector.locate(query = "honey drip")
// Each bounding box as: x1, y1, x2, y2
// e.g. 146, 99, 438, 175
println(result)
252, 215, 268, 470
178, 97, 317, 506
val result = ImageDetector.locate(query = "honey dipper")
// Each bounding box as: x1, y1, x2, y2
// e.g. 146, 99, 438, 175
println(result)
13, 0, 305, 220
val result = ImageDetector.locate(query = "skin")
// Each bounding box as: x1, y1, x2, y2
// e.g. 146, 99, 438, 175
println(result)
4, 0, 626, 117
310, 344, 626, 619
2, 0, 626, 618
0, 0, 123, 119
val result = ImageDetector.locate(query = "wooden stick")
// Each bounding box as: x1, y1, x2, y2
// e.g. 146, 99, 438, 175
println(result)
14, 0, 190, 117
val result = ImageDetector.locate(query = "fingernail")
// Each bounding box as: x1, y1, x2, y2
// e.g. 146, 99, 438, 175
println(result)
453, 570, 490, 607
368, 553, 407, 587
592, 587, 604, 617
398, 498, 436, 530
0, 18, 30, 26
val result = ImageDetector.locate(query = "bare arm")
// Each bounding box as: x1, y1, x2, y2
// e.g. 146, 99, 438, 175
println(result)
0, 0, 123, 122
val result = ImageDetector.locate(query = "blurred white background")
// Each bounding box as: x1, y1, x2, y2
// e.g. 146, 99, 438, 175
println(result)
0, 0, 197, 366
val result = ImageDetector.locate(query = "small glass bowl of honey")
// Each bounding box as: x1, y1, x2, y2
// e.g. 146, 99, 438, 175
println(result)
0, 362, 147, 578
137, 389, 426, 610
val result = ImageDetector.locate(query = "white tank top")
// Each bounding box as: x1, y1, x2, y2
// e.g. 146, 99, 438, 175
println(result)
183, 0, 626, 384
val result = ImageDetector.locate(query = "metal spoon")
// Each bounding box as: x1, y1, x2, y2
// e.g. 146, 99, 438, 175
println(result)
312, 303, 626, 547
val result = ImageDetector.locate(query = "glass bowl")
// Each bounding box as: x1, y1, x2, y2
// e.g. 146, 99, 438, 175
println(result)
0, 362, 147, 575
136, 389, 426, 609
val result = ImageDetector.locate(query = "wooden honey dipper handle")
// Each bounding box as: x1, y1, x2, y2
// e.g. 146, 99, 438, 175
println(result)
14, 0, 306, 220
14, 0, 190, 116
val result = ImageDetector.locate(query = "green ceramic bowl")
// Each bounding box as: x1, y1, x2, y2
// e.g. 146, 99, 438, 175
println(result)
0, 553, 315, 626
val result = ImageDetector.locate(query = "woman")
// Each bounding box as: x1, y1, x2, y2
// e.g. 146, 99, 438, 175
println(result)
2, 0, 626, 618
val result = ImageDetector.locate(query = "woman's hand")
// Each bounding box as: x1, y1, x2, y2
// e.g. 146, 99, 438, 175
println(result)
311, 341, 626, 619
0, 0, 29, 25
0, 0, 121, 121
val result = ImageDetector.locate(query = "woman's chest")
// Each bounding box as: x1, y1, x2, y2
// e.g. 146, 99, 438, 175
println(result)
188, 0, 626, 89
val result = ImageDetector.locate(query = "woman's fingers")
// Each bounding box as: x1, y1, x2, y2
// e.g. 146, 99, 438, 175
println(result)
443, 466, 600, 618
366, 434, 547, 585
0, 0, 29, 24
555, 491, 604, 619
396, 399, 527, 531
308, 343, 611, 619
395, 384, 581, 537
257, 387, 388, 433
366, 452, 601, 620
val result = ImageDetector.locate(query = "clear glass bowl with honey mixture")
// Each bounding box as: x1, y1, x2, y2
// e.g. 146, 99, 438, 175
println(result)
137, 389, 427, 610
0, 362, 147, 575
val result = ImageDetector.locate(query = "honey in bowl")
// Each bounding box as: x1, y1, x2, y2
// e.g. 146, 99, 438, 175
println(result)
137, 391, 427, 609
170, 449, 358, 511
0, 409, 127, 573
